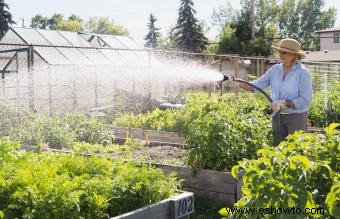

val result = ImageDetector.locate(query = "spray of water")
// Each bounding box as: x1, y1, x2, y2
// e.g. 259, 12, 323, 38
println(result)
1, 54, 224, 113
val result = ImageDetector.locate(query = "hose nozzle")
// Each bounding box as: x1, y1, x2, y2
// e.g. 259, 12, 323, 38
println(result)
222, 74, 234, 82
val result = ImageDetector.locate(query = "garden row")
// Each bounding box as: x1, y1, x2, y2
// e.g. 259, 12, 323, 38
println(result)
0, 87, 338, 217
0, 138, 182, 218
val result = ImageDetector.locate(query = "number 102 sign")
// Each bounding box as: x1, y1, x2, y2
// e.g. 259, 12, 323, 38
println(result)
171, 192, 194, 219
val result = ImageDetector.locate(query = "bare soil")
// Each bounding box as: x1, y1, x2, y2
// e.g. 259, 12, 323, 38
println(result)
132, 145, 188, 166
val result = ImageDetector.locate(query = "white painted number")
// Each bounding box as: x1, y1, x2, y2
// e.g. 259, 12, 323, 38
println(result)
176, 196, 194, 218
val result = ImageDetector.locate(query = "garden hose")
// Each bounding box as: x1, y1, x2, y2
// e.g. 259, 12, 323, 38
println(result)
222, 74, 273, 103
222, 74, 283, 145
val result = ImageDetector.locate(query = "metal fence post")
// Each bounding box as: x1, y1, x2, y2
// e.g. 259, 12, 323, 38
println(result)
234, 56, 240, 95
15, 52, 20, 113
28, 45, 35, 112
72, 65, 77, 111
219, 57, 223, 96
48, 66, 52, 115
323, 67, 328, 109
94, 71, 98, 108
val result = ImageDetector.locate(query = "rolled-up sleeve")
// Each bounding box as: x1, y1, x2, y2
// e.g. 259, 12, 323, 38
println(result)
291, 70, 313, 110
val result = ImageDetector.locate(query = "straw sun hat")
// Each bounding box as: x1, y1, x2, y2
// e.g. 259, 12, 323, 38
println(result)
271, 38, 305, 59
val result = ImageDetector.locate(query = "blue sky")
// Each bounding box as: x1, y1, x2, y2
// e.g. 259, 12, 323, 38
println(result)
6, 0, 340, 45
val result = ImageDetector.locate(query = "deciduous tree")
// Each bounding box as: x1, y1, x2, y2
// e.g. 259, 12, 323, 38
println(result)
31, 14, 49, 29
56, 20, 84, 32
85, 17, 128, 36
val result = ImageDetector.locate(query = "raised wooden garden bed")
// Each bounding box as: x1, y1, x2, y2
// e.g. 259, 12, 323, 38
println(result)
111, 126, 324, 146
16, 146, 194, 219
153, 164, 242, 207
111, 191, 194, 219
111, 127, 185, 146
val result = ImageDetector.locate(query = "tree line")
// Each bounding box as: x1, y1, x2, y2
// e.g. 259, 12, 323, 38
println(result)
0, 0, 337, 56
145, 0, 337, 56
30, 14, 129, 36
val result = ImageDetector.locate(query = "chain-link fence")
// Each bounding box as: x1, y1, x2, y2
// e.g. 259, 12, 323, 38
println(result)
0, 40, 339, 114
0, 42, 214, 114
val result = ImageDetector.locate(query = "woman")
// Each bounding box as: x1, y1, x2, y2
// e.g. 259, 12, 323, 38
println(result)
240, 38, 313, 145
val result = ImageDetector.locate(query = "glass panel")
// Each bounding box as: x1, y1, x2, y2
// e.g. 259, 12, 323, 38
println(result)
100, 49, 129, 65
78, 33, 93, 42
13, 28, 51, 45
134, 51, 163, 66
114, 36, 141, 49
334, 33, 339, 44
118, 50, 145, 66
59, 48, 90, 65
60, 31, 93, 47
1, 28, 27, 44
100, 36, 127, 49
0, 51, 16, 69
37, 29, 72, 46
79, 48, 112, 65
35, 47, 72, 65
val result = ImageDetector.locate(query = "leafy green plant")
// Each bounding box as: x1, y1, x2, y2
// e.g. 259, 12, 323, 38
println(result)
11, 115, 77, 149
325, 182, 340, 217
227, 123, 339, 218
108, 162, 181, 215
0, 137, 20, 164
70, 142, 133, 156
309, 83, 340, 127
64, 113, 115, 145
0, 104, 31, 138
185, 98, 271, 171
0, 138, 181, 218
11, 114, 115, 149
113, 91, 271, 136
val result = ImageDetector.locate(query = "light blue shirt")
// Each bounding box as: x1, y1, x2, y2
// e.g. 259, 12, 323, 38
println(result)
252, 62, 313, 114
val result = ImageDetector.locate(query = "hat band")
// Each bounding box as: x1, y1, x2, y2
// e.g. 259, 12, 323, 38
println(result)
279, 46, 299, 53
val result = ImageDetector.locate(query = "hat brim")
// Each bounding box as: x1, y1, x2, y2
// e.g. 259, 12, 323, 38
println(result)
272, 45, 305, 59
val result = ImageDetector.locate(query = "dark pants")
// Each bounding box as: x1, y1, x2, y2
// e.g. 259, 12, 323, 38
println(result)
272, 112, 308, 145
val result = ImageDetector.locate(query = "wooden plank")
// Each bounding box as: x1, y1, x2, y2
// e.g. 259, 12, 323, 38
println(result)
111, 127, 185, 144
155, 164, 236, 185
112, 198, 170, 219
187, 188, 235, 207
154, 164, 237, 195
111, 192, 194, 219
184, 181, 235, 195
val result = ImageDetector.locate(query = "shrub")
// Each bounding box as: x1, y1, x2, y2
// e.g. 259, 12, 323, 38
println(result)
227, 123, 339, 218
112, 91, 271, 136
185, 97, 271, 171
11, 114, 114, 148
11, 115, 76, 149
0, 104, 30, 138
309, 83, 340, 127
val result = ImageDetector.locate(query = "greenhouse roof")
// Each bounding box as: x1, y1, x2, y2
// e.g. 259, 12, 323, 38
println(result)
0, 27, 160, 66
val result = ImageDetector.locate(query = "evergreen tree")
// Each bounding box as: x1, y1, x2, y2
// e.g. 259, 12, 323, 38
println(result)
0, 0, 15, 39
173, 0, 208, 53
144, 14, 161, 48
